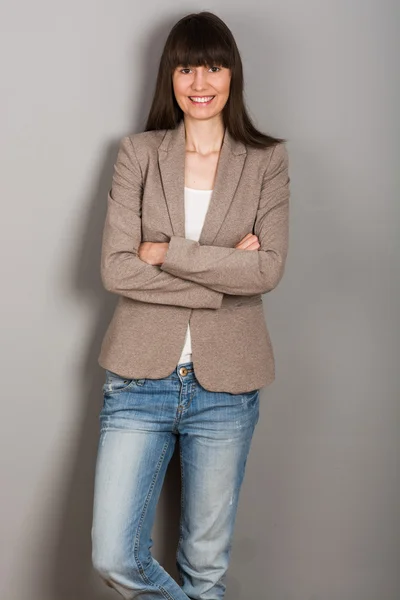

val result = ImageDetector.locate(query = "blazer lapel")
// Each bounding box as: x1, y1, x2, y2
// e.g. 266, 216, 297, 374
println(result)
158, 119, 247, 246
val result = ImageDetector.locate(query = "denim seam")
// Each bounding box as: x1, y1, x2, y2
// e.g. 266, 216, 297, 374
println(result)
132, 438, 176, 600
103, 382, 136, 396
181, 382, 196, 412
175, 441, 185, 586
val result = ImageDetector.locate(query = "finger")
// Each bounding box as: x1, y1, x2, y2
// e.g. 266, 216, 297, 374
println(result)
239, 233, 255, 245
239, 235, 259, 248
235, 240, 260, 250
243, 242, 260, 251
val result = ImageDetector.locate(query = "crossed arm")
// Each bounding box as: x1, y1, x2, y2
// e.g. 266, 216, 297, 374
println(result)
100, 135, 290, 308
159, 142, 290, 295
100, 136, 224, 309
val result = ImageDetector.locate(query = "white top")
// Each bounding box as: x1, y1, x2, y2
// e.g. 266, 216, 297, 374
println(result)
177, 186, 213, 365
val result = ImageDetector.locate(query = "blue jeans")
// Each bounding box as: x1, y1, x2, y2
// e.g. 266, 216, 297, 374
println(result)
91, 361, 260, 600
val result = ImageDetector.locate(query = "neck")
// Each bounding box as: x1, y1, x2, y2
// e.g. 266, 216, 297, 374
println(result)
183, 116, 225, 155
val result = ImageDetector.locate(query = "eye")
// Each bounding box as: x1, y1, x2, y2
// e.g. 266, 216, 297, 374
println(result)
178, 65, 222, 74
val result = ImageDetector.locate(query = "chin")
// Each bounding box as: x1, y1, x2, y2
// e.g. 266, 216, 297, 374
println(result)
183, 104, 223, 117
186, 112, 220, 121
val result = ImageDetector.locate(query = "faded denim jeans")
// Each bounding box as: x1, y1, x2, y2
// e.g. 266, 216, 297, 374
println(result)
91, 360, 260, 600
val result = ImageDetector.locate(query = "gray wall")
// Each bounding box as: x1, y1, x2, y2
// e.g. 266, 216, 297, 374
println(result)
1, 2, 398, 599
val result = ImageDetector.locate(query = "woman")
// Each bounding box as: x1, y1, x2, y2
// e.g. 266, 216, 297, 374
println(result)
91, 10, 290, 600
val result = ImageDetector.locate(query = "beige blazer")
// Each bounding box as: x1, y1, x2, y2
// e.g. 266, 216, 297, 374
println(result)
98, 118, 290, 394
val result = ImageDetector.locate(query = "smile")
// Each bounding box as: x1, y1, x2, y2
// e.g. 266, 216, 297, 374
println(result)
189, 96, 215, 105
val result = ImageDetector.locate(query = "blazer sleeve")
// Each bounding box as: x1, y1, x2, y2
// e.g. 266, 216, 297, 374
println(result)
159, 141, 290, 296
100, 136, 224, 309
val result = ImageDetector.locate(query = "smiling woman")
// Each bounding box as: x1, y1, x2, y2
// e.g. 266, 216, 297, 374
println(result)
173, 63, 231, 115
144, 11, 285, 148
91, 10, 290, 600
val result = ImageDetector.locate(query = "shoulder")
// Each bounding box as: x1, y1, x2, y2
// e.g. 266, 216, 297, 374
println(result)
245, 141, 289, 179
247, 139, 288, 160
124, 129, 167, 154
266, 141, 288, 169
116, 129, 167, 167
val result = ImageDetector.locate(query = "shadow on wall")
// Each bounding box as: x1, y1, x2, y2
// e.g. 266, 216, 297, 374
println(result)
34, 16, 184, 600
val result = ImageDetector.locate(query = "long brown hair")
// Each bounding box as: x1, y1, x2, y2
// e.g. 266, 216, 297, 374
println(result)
144, 11, 285, 148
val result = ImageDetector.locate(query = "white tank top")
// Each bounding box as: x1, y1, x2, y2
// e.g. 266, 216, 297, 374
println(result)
177, 186, 213, 365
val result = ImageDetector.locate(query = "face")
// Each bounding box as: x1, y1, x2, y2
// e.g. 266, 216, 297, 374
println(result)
172, 64, 231, 121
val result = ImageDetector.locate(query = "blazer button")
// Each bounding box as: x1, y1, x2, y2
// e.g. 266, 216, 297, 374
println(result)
179, 367, 188, 376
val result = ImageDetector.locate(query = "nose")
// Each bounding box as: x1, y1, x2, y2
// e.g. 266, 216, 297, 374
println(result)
191, 68, 207, 91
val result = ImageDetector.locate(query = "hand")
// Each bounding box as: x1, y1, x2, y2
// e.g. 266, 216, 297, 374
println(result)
235, 233, 260, 250
138, 242, 169, 266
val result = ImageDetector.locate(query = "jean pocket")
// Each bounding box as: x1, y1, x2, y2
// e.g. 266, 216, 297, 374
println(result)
102, 369, 145, 395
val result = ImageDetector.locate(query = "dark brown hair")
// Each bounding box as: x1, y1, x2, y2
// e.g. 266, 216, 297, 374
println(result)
144, 11, 285, 148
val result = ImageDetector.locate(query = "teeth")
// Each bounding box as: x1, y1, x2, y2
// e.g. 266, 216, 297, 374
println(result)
190, 96, 214, 102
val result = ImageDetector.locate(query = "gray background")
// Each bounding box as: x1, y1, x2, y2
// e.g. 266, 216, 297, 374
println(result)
1, 1, 399, 599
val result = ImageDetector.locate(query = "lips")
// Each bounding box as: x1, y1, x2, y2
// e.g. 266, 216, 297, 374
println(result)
188, 96, 215, 105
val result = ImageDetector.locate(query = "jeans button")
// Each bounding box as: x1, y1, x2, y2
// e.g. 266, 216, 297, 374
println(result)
179, 367, 188, 376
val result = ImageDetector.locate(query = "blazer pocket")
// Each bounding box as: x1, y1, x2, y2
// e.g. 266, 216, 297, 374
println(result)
235, 296, 262, 308
220, 295, 263, 310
